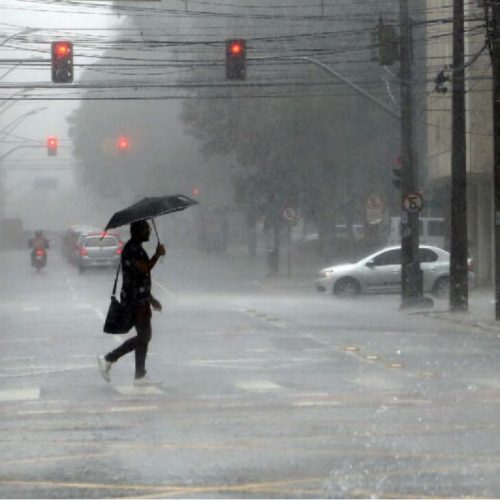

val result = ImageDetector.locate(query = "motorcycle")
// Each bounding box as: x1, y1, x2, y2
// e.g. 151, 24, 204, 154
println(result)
33, 248, 47, 272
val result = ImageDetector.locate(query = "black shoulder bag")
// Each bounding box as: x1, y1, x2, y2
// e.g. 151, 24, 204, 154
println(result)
103, 264, 134, 334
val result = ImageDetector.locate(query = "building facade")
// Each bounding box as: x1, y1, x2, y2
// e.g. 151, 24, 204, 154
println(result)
425, 0, 493, 285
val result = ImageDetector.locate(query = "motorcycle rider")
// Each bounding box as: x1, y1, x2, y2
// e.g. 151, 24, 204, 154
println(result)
29, 229, 49, 266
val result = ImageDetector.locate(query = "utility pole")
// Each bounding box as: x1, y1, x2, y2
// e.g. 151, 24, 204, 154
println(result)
449, 0, 468, 311
399, 0, 423, 307
491, 0, 500, 319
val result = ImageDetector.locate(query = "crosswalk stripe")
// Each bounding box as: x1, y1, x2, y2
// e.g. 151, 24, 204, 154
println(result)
114, 385, 164, 396
0, 388, 40, 402
236, 381, 284, 393
109, 405, 159, 413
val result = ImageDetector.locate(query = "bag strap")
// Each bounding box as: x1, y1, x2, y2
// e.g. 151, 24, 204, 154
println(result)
111, 262, 121, 297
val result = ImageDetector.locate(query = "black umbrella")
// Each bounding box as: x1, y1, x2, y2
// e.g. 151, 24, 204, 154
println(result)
104, 194, 198, 241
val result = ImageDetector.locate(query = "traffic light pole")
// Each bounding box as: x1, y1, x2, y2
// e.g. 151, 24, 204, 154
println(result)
258, 52, 426, 307
491, 0, 500, 319
399, 0, 423, 308
449, 0, 468, 311
289, 56, 401, 119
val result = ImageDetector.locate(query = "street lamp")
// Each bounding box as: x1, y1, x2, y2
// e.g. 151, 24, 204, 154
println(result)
0, 107, 48, 141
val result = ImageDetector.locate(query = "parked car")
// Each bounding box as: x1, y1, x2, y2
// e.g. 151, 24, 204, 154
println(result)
75, 231, 123, 273
314, 245, 474, 298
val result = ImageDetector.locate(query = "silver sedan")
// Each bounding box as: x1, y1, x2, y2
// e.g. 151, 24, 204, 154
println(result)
314, 245, 473, 298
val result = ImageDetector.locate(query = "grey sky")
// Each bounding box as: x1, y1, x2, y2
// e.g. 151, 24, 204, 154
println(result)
1, 0, 119, 227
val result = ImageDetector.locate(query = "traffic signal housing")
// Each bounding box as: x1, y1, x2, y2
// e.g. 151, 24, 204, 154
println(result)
377, 23, 399, 66
392, 167, 402, 189
51, 41, 73, 83
225, 39, 246, 80
47, 136, 58, 156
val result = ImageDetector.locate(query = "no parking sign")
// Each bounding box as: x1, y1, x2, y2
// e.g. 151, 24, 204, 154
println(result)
403, 193, 423, 213
283, 207, 299, 222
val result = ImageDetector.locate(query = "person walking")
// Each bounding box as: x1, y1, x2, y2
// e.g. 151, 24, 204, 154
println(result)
98, 219, 166, 385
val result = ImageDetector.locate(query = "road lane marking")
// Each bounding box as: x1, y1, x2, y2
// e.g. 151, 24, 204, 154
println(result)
188, 359, 267, 370
0, 364, 96, 378
3, 356, 35, 362
114, 385, 164, 396
17, 409, 66, 416
0, 479, 167, 492
21, 306, 41, 312
0, 477, 323, 496
121, 477, 327, 499
109, 405, 159, 413
236, 380, 284, 393
241, 309, 286, 329
293, 400, 341, 407
0, 388, 40, 402
387, 363, 404, 369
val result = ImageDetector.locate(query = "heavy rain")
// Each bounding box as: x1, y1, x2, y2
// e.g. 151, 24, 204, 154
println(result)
1, 0, 500, 498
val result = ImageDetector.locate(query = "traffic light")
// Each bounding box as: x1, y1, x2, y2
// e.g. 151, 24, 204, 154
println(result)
47, 136, 58, 156
51, 41, 73, 83
225, 39, 246, 80
392, 167, 402, 189
116, 136, 130, 154
377, 23, 399, 66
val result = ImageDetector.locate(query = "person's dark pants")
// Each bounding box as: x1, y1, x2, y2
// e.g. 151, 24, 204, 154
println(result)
105, 301, 152, 378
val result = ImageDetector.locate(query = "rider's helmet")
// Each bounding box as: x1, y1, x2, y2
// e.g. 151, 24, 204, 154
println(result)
35, 229, 42, 237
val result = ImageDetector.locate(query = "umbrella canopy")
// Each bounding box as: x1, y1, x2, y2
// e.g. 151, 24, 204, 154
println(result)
104, 195, 198, 232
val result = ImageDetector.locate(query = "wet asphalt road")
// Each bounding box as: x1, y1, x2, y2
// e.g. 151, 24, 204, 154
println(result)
1, 245, 500, 498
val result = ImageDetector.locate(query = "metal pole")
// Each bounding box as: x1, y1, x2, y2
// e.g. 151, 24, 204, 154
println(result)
491, 0, 500, 319
270, 56, 401, 119
449, 0, 468, 311
399, 0, 422, 307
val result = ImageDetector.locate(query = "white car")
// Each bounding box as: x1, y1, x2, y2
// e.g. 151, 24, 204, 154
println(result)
314, 245, 474, 298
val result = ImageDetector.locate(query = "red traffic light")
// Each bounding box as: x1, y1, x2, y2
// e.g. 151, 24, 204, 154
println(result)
54, 42, 71, 58
47, 136, 58, 156
117, 136, 130, 152
51, 41, 73, 83
229, 41, 243, 55
225, 39, 246, 80
191, 187, 200, 197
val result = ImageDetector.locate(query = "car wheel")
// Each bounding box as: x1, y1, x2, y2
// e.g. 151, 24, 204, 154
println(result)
333, 277, 361, 297
432, 276, 449, 298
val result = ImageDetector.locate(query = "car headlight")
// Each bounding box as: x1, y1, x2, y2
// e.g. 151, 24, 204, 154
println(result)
319, 269, 334, 278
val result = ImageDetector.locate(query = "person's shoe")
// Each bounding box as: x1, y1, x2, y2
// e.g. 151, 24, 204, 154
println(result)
97, 355, 112, 383
133, 374, 160, 386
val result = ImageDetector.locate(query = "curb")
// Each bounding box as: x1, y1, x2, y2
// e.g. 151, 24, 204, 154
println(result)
423, 310, 500, 334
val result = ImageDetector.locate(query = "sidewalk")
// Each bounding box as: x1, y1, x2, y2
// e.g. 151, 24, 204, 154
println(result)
221, 246, 500, 333
425, 287, 500, 334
